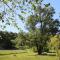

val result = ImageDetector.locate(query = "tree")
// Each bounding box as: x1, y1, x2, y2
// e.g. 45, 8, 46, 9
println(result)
0, 31, 17, 49
15, 31, 30, 49
25, 1, 60, 54
49, 34, 60, 60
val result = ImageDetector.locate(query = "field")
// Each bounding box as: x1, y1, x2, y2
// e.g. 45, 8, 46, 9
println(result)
0, 49, 59, 60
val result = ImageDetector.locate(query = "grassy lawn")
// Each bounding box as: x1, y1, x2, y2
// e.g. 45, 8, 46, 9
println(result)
0, 49, 58, 60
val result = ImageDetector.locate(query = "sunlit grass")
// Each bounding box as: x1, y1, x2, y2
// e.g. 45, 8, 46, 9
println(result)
0, 49, 59, 60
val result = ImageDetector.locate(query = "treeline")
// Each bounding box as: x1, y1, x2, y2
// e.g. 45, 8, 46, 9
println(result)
0, 30, 60, 55
0, 31, 17, 49
15, 31, 60, 53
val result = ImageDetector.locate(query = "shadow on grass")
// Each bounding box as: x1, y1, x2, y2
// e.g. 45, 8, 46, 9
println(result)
27, 52, 56, 57
41, 53, 56, 56
0, 51, 27, 56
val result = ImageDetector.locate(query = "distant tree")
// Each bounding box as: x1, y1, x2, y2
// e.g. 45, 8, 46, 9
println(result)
15, 31, 29, 49
0, 31, 17, 49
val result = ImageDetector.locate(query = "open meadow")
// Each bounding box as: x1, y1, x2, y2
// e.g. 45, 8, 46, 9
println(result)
0, 50, 59, 60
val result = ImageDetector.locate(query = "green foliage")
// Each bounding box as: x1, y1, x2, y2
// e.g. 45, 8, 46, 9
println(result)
45, 3, 50, 7
21, 11, 27, 14
0, 31, 17, 49
48, 35, 60, 58
49, 35, 60, 50
18, 15, 24, 21
35, 0, 39, 3
31, 3, 36, 10
3, 0, 10, 3
15, 31, 29, 49
0, 13, 4, 20
26, 15, 39, 30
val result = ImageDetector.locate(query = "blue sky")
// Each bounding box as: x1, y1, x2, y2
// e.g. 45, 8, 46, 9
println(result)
43, 0, 60, 19
0, 0, 60, 33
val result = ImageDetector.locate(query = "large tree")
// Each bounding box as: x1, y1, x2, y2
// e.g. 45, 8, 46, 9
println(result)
25, 1, 60, 54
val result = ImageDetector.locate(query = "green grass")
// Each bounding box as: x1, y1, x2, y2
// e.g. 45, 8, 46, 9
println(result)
0, 49, 59, 60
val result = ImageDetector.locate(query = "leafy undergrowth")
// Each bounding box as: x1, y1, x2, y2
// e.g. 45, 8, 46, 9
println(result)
0, 49, 59, 60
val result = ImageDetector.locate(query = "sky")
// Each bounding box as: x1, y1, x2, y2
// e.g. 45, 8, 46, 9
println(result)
43, 0, 60, 19
0, 0, 60, 33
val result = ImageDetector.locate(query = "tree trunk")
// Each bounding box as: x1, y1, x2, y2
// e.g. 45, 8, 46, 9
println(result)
36, 43, 43, 55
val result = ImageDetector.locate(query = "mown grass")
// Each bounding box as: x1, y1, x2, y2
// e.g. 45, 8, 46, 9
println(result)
0, 49, 59, 60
